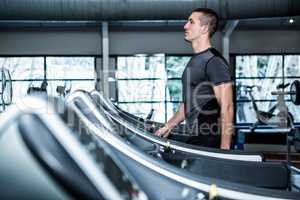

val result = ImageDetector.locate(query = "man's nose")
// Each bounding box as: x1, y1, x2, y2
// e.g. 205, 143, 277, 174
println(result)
184, 23, 189, 30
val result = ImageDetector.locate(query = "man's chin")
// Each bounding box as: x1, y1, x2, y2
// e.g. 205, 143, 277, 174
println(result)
184, 37, 191, 43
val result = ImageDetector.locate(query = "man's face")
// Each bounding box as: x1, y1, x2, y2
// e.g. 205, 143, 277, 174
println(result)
184, 12, 207, 42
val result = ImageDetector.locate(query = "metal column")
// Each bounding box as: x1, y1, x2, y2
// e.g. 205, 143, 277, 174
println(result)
222, 20, 239, 62
101, 21, 110, 98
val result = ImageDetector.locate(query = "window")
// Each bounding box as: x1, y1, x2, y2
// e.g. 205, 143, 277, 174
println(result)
0, 57, 44, 102
116, 55, 190, 123
0, 56, 95, 104
165, 56, 190, 120
235, 55, 300, 124
46, 57, 95, 96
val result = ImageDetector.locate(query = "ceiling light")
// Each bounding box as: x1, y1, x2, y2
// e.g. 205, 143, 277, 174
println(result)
288, 18, 294, 24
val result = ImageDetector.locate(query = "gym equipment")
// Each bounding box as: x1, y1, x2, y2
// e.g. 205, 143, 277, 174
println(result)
238, 80, 300, 161
145, 108, 154, 120
240, 80, 299, 131
1, 95, 299, 199
66, 91, 300, 198
243, 84, 290, 128
0, 96, 144, 200
27, 80, 48, 95
96, 92, 187, 134
270, 81, 300, 156
0, 67, 12, 112
88, 90, 264, 162
56, 81, 72, 97
271, 80, 300, 106
244, 84, 276, 125
270, 83, 294, 128
290, 80, 300, 105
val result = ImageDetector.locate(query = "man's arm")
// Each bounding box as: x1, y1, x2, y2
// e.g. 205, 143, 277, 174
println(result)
155, 103, 185, 138
213, 82, 234, 149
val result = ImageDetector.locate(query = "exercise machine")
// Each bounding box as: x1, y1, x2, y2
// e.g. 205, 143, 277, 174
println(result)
0, 67, 12, 112
242, 81, 300, 129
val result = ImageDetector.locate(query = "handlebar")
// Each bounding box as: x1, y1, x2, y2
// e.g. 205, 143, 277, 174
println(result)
271, 91, 295, 96
276, 83, 290, 90
242, 85, 261, 92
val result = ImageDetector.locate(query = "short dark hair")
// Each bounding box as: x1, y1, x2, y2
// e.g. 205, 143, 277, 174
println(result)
192, 8, 219, 37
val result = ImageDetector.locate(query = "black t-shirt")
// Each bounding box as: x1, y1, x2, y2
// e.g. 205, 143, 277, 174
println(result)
181, 48, 232, 138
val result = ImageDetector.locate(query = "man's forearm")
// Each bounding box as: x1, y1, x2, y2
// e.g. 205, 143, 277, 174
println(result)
213, 82, 234, 149
220, 104, 234, 149
165, 103, 185, 129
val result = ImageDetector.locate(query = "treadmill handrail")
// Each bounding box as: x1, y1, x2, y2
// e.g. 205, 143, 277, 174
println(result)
90, 90, 263, 162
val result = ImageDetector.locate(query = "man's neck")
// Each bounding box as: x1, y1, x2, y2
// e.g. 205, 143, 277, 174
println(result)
191, 38, 211, 54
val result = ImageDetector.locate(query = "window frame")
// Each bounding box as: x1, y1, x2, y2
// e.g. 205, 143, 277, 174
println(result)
114, 54, 192, 122
0, 55, 96, 103
232, 53, 300, 125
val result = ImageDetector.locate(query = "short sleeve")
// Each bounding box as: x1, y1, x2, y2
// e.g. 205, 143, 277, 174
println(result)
206, 57, 232, 86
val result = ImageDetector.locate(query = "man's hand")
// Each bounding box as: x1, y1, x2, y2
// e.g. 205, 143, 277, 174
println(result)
154, 104, 185, 138
154, 125, 171, 138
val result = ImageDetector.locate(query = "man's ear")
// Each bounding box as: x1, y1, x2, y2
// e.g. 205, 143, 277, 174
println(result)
200, 24, 209, 35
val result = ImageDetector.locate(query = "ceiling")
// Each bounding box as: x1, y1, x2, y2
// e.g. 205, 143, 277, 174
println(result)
0, 0, 299, 30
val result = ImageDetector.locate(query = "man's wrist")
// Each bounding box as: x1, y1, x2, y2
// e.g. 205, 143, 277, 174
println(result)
164, 123, 173, 132
164, 123, 171, 130
220, 144, 230, 150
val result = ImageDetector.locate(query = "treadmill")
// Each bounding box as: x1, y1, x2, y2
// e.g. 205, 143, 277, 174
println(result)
66, 91, 300, 196
0, 96, 146, 200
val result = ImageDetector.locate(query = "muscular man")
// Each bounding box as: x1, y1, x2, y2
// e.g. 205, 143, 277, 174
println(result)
155, 8, 234, 149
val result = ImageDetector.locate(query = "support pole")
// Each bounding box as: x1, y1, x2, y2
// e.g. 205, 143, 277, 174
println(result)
101, 21, 110, 98
222, 20, 239, 62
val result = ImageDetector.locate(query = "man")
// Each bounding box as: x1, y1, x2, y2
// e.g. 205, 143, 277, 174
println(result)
155, 8, 234, 149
